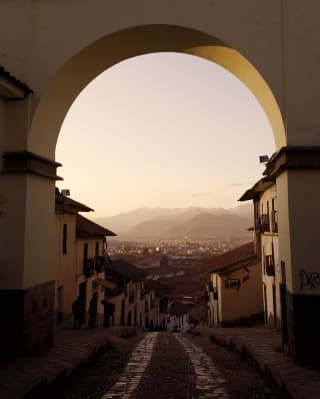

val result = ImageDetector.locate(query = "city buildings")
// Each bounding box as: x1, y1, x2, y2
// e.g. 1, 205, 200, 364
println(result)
105, 258, 169, 330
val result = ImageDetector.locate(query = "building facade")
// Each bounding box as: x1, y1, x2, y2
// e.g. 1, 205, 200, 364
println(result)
105, 258, 166, 330
55, 190, 116, 327
206, 242, 263, 327
240, 178, 284, 334
167, 301, 191, 333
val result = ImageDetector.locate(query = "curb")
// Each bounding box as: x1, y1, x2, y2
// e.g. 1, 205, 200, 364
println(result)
22, 339, 113, 399
209, 333, 293, 399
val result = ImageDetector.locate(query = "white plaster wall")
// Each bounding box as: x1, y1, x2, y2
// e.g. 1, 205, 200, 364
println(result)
287, 170, 320, 295
55, 212, 77, 318
220, 262, 263, 323
276, 172, 293, 292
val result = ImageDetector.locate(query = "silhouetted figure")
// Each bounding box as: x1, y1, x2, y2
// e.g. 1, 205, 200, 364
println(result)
88, 292, 98, 329
72, 296, 83, 329
101, 296, 115, 328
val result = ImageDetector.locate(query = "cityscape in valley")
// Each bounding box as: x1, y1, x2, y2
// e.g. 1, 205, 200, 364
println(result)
2, 3, 320, 399
102, 205, 253, 304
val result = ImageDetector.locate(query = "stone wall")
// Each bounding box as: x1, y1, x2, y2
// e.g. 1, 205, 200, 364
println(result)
0, 280, 54, 360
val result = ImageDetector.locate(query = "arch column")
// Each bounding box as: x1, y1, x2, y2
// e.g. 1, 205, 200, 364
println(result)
270, 147, 320, 367
0, 98, 60, 359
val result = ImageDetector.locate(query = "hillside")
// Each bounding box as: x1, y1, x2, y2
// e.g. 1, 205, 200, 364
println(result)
120, 212, 251, 241
94, 204, 252, 239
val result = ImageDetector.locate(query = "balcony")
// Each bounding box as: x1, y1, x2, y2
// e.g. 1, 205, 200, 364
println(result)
271, 210, 278, 233
260, 214, 270, 233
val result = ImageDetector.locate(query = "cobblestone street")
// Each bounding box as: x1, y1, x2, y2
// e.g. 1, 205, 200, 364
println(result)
47, 332, 277, 399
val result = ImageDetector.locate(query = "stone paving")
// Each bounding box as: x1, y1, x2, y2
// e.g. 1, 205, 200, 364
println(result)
2, 326, 301, 399
130, 332, 196, 399
176, 334, 229, 399
193, 326, 320, 399
100, 332, 158, 399
100, 332, 273, 399
0, 326, 142, 399
186, 330, 277, 399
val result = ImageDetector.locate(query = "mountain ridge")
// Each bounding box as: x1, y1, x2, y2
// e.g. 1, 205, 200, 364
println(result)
93, 204, 252, 241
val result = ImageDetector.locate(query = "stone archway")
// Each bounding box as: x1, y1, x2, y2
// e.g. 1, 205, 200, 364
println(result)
1, 2, 320, 366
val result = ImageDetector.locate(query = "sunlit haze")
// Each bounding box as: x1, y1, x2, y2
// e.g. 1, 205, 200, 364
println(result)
56, 52, 275, 217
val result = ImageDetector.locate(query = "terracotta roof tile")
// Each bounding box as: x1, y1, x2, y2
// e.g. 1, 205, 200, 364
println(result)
144, 280, 169, 297
76, 214, 116, 238
110, 258, 147, 281
170, 301, 189, 316
203, 242, 255, 273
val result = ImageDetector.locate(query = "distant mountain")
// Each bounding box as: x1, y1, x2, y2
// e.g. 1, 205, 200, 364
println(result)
120, 212, 251, 241
93, 204, 252, 241
94, 207, 187, 234
94, 204, 252, 235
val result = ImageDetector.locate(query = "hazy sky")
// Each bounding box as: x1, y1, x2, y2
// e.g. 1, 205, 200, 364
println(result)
56, 52, 275, 217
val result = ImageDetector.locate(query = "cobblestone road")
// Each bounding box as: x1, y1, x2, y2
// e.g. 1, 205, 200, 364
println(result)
49, 332, 277, 399
130, 332, 195, 399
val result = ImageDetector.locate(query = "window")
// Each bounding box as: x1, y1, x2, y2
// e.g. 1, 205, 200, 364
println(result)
62, 224, 67, 255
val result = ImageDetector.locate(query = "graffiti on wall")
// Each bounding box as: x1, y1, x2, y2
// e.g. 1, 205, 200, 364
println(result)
300, 269, 320, 290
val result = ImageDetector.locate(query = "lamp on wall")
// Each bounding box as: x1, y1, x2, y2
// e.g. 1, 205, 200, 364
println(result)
259, 155, 269, 164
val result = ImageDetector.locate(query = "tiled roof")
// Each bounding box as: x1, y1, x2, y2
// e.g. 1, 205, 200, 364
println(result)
55, 189, 93, 214
203, 242, 256, 273
0, 65, 33, 98
170, 301, 189, 316
110, 258, 147, 281
238, 177, 274, 201
144, 280, 169, 297
76, 214, 117, 238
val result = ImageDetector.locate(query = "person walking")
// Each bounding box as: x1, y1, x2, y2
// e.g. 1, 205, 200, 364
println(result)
72, 296, 83, 329
88, 292, 98, 329
101, 295, 115, 328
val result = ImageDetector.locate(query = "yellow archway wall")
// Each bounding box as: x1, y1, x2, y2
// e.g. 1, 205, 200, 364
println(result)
28, 25, 286, 160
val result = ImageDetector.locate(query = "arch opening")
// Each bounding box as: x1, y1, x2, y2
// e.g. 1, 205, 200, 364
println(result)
29, 24, 286, 159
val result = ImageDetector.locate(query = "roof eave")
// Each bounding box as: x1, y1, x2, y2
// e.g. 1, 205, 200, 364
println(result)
0, 67, 33, 99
